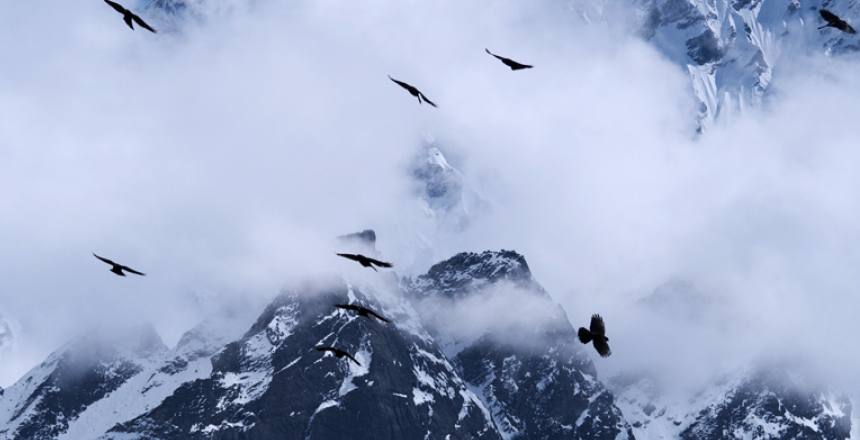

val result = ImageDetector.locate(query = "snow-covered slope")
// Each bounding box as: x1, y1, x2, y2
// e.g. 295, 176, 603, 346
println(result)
0, 315, 249, 440
635, 0, 860, 131
612, 367, 852, 440
411, 146, 488, 232
106, 282, 499, 439
0, 325, 167, 440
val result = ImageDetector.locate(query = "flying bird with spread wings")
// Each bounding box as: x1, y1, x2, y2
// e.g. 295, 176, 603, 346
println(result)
577, 314, 611, 358
336, 253, 393, 271
315, 346, 361, 366
485, 49, 533, 70
93, 253, 146, 277
104, 0, 157, 33
819, 9, 857, 34
335, 304, 390, 323
388, 76, 437, 107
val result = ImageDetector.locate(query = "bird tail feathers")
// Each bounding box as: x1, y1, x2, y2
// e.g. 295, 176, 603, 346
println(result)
577, 327, 592, 344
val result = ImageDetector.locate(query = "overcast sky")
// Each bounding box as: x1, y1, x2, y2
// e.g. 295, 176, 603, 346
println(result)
2, 0, 860, 394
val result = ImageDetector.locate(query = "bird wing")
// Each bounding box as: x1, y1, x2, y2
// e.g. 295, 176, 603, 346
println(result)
344, 352, 361, 366
104, 0, 126, 14
485, 48, 504, 60
593, 338, 612, 358
366, 257, 393, 268
388, 76, 411, 90
589, 314, 606, 336
845, 23, 857, 34
419, 93, 438, 108
315, 346, 336, 353
121, 265, 146, 276
367, 309, 391, 323
132, 14, 157, 33
820, 9, 839, 24
93, 253, 116, 266
336, 253, 361, 262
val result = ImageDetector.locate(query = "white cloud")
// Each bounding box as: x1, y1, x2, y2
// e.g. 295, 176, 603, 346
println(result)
1, 0, 860, 398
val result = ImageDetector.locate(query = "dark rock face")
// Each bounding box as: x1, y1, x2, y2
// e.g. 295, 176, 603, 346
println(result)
686, 29, 724, 65
109, 288, 499, 440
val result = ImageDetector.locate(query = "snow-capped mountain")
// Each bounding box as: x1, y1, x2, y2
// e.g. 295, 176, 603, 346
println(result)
0, 316, 248, 440
106, 282, 501, 439
612, 367, 852, 439
635, 0, 860, 131
408, 251, 634, 439
0, 249, 637, 439
411, 146, 488, 232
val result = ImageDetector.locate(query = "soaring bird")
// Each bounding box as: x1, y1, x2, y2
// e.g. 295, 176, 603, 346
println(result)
335, 304, 390, 323
315, 346, 361, 366
485, 48, 533, 71
93, 253, 146, 277
577, 314, 611, 358
388, 76, 437, 107
819, 9, 857, 34
336, 253, 393, 271
104, 0, 157, 33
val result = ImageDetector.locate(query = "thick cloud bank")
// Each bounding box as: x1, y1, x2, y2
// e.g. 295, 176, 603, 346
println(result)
2, 0, 860, 394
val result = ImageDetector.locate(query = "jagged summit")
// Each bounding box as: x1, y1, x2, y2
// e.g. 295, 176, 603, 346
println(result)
413, 250, 536, 297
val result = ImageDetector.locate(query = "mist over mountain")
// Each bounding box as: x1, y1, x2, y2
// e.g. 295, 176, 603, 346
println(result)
3, 0, 860, 438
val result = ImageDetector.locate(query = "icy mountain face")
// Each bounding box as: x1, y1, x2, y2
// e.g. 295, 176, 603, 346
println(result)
680, 368, 852, 440
636, 0, 860, 131
0, 316, 248, 440
107, 284, 500, 440
612, 367, 852, 440
411, 147, 488, 232
610, 278, 853, 440
0, 325, 167, 440
409, 250, 635, 440
411, 250, 538, 299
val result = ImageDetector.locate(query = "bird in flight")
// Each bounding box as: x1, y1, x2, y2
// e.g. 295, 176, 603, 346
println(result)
315, 346, 361, 366
336, 253, 393, 271
388, 76, 437, 107
93, 253, 146, 277
485, 49, 533, 70
819, 9, 857, 34
104, 0, 157, 33
577, 314, 611, 357
335, 304, 390, 323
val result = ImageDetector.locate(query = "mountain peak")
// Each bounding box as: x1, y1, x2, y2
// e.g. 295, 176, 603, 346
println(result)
414, 250, 534, 297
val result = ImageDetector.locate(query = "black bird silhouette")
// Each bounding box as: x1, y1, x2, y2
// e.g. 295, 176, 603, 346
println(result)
315, 346, 361, 366
93, 253, 146, 277
336, 253, 393, 271
335, 304, 390, 323
485, 48, 533, 70
819, 9, 856, 34
577, 314, 611, 358
388, 76, 437, 107
104, 0, 157, 33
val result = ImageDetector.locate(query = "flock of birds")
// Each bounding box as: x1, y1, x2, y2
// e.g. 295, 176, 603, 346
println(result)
93, 249, 612, 359
89, 1, 860, 364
